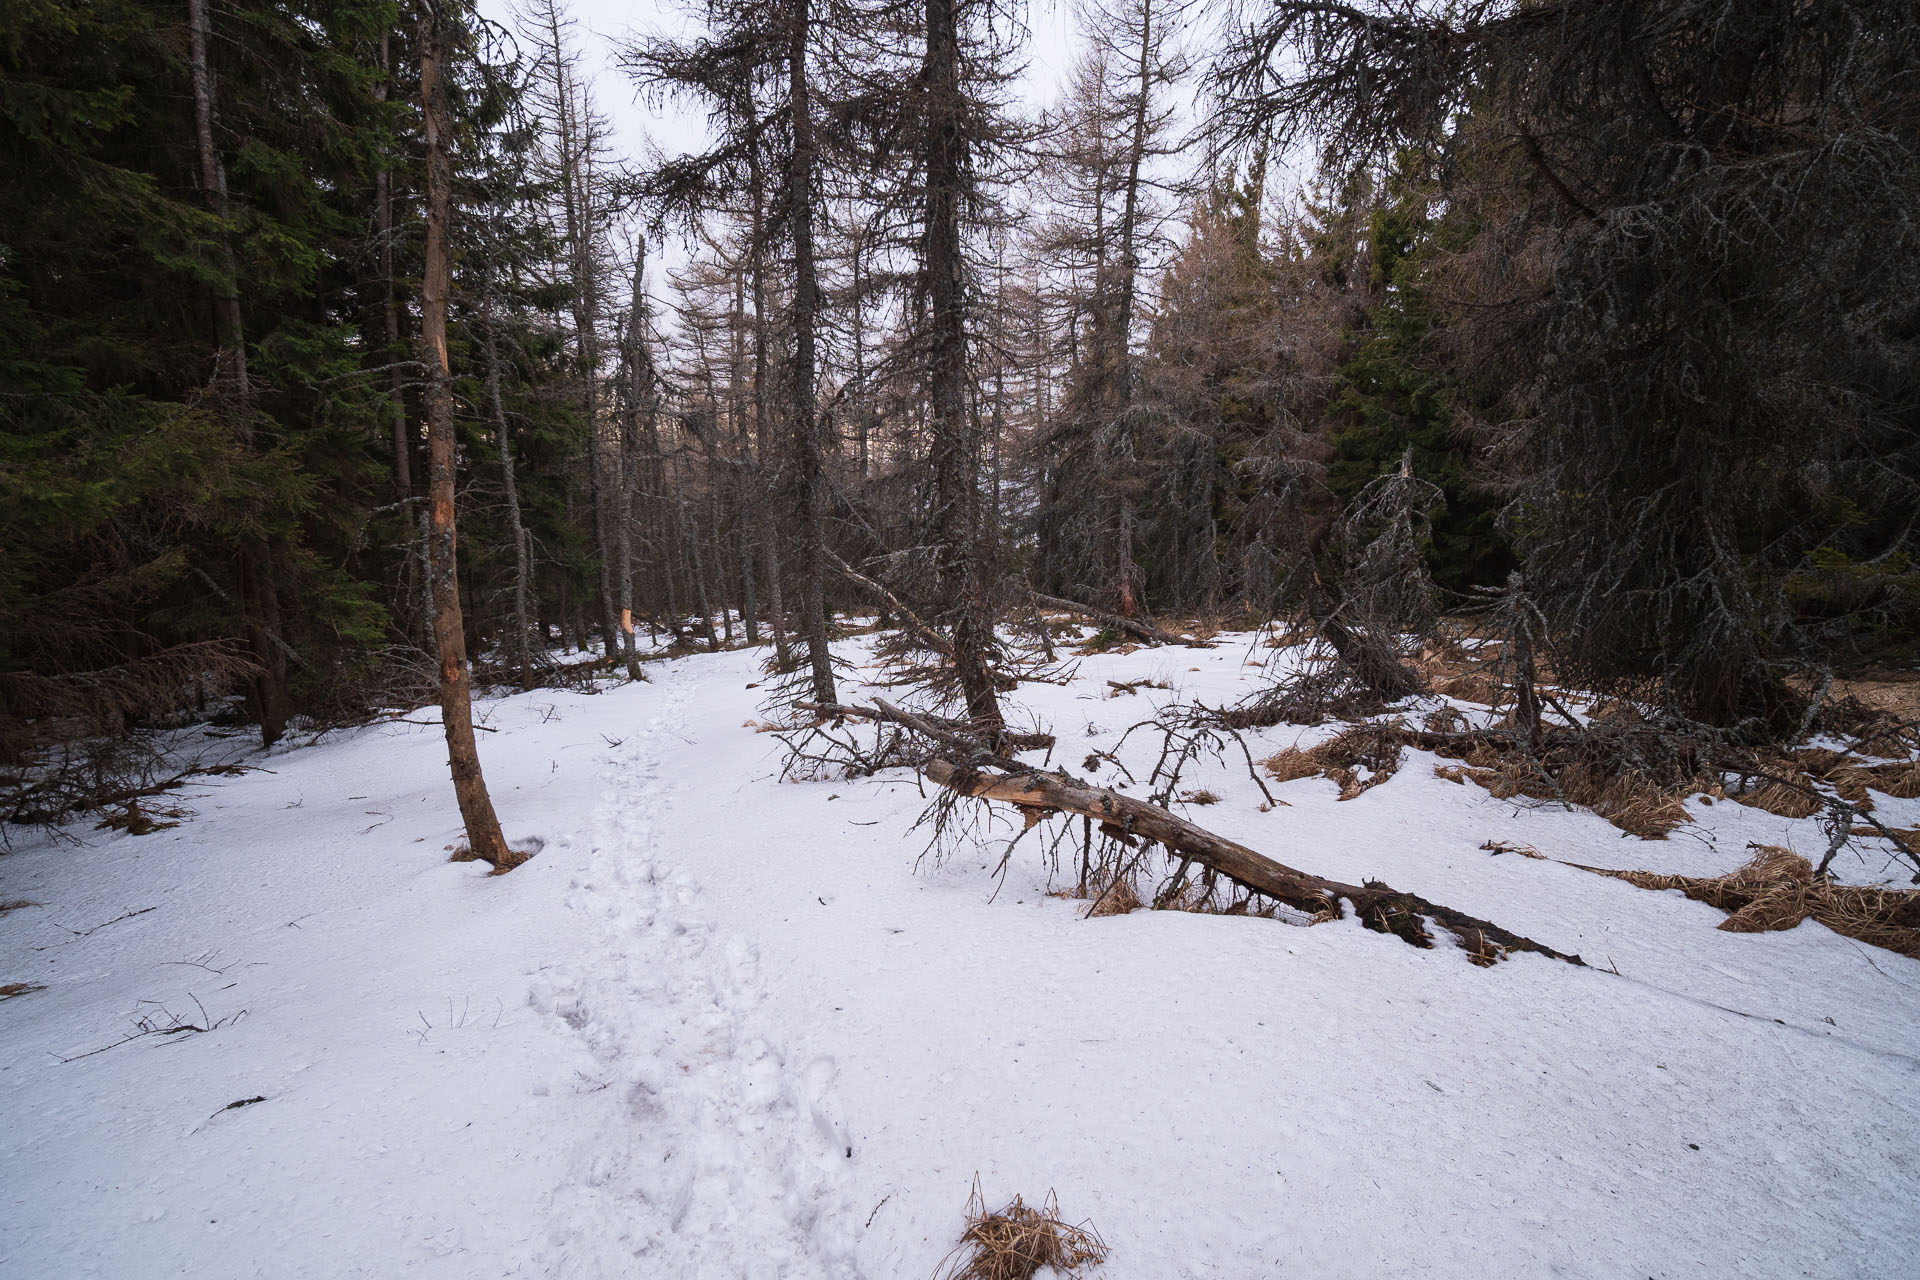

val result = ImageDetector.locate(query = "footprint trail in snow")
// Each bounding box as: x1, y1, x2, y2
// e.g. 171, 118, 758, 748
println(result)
530, 662, 862, 1278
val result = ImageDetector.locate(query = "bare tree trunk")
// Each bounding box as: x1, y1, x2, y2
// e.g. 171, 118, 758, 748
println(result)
374, 35, 434, 649
923, 0, 1003, 738
851, 223, 871, 479
677, 479, 717, 648
741, 92, 792, 670
787, 0, 837, 703
187, 0, 286, 749
482, 312, 535, 691
536, 0, 617, 659
1110, 0, 1156, 620
617, 248, 651, 679
764, 530, 792, 666
375, 35, 413, 502
419, 1, 512, 868
728, 271, 760, 642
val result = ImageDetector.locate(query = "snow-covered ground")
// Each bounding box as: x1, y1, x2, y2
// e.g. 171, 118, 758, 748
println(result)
4, 633, 1918, 1278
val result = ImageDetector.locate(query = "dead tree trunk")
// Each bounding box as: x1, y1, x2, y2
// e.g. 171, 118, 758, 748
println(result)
925, 760, 1577, 965
419, 2, 514, 870
482, 312, 535, 691
923, 0, 1003, 739
787, 0, 837, 704
187, 0, 286, 749
617, 247, 653, 679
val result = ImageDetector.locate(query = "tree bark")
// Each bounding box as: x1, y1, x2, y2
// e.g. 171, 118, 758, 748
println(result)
187, 0, 286, 748
618, 247, 651, 679
925, 760, 1578, 965
420, 2, 513, 869
482, 310, 535, 691
787, 0, 837, 703
923, 0, 1003, 739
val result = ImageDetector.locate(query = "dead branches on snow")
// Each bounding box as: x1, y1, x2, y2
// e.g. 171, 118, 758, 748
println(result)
924, 759, 1581, 966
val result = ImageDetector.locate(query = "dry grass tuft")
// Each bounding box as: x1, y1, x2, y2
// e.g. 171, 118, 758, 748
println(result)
1731, 779, 1825, 819
1563, 767, 1701, 839
1435, 672, 1501, 704
933, 1180, 1107, 1280
1260, 725, 1405, 801
1083, 875, 1143, 918
1579, 845, 1920, 959
1832, 760, 1920, 800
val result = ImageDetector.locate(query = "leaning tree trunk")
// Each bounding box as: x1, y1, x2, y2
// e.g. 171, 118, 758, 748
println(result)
420, 2, 512, 869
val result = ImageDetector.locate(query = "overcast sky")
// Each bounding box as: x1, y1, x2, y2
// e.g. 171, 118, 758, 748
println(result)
472, 0, 1209, 323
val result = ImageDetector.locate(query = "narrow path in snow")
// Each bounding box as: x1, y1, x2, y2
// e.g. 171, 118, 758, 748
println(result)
530, 662, 860, 1278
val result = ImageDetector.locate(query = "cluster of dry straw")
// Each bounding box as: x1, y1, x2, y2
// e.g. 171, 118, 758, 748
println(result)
933, 1181, 1107, 1280
1578, 845, 1920, 960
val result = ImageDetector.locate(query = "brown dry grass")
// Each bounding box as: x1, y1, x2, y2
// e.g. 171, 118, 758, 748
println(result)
1432, 748, 1704, 839
933, 1181, 1107, 1280
1832, 760, 1920, 800
1083, 876, 1142, 918
1578, 845, 1920, 959
1261, 725, 1405, 801
1407, 642, 1502, 705
1730, 779, 1825, 819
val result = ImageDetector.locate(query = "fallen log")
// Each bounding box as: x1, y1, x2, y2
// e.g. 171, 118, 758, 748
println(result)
1030, 592, 1213, 649
925, 758, 1581, 967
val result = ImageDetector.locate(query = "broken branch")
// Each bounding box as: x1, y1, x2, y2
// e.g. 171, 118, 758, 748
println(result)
925, 759, 1580, 966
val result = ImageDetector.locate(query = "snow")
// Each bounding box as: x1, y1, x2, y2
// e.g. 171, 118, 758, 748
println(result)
4, 633, 1918, 1278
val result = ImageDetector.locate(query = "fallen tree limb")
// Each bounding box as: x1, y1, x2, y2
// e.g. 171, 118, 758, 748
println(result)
825, 550, 954, 659
925, 758, 1581, 967
1030, 592, 1213, 649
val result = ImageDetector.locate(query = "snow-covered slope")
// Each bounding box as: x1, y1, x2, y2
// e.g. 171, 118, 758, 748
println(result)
4, 636, 1917, 1278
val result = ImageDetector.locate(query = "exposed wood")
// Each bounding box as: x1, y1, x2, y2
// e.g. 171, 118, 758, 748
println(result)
1032, 591, 1213, 649
924, 759, 1581, 966
419, 1, 514, 871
